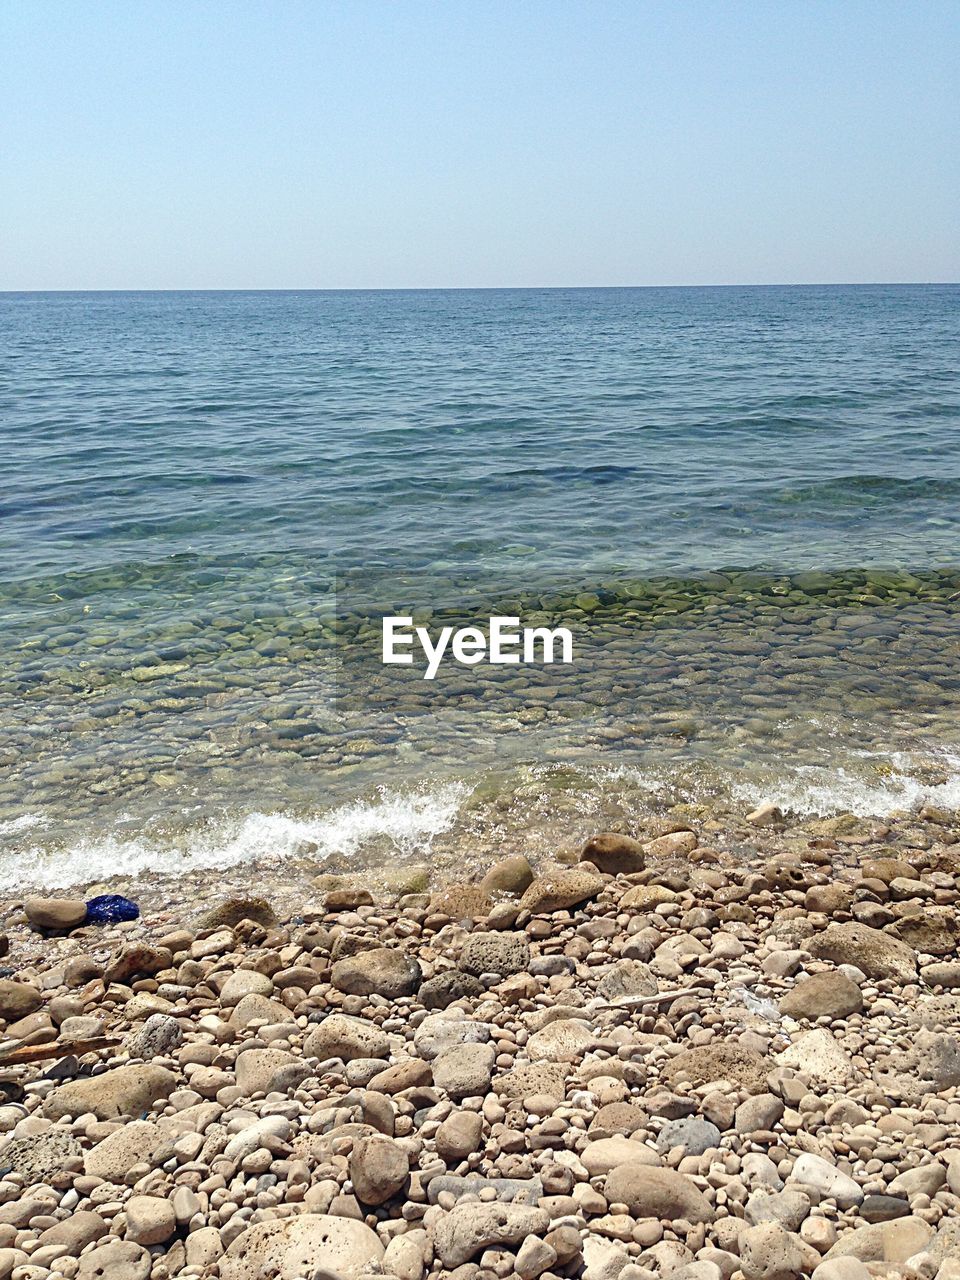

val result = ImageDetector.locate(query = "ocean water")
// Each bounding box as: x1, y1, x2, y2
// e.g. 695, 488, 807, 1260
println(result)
2, 285, 959, 888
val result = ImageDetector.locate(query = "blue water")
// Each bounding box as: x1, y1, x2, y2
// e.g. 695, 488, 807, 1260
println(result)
2, 285, 960, 887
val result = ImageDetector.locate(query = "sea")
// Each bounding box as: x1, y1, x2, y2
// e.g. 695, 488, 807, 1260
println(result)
2, 285, 959, 890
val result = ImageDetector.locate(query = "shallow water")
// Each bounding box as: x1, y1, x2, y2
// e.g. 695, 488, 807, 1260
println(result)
2, 287, 959, 887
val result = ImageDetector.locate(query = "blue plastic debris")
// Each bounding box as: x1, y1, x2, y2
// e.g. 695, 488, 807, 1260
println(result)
84, 894, 140, 925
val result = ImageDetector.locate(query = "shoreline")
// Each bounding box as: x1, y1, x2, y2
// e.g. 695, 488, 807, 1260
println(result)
1, 801, 959, 1277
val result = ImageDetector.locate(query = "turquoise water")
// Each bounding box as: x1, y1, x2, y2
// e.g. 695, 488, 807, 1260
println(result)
2, 286, 959, 886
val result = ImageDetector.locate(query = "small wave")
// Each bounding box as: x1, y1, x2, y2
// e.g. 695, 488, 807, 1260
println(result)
0, 812, 48, 836
0, 782, 470, 892
733, 752, 960, 817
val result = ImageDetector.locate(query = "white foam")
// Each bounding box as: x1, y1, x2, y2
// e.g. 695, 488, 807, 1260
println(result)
0, 782, 470, 892
0, 813, 48, 836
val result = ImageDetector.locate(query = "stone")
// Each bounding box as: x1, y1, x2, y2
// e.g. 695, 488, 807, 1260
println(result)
588, 1101, 648, 1140
221, 1214, 385, 1280
643, 830, 698, 858
427, 1175, 544, 1206
78, 1240, 151, 1280
739, 1223, 820, 1280
433, 1042, 496, 1100
516, 1234, 558, 1279
235, 1047, 312, 1095
790, 1154, 863, 1208
24, 897, 87, 930
812, 1261, 872, 1280
349, 1134, 409, 1204
124, 1195, 176, 1245
747, 803, 783, 827
656, 1116, 722, 1155
37, 1211, 108, 1255
431, 1203, 550, 1268
436, 1110, 484, 1161
430, 884, 492, 920
331, 947, 422, 998
620, 883, 678, 909
745, 1190, 812, 1233
494, 1061, 568, 1100
519, 867, 604, 914
219, 969, 274, 1005
304, 1013, 392, 1062
85, 1120, 165, 1180
735, 1093, 785, 1134
776, 1030, 854, 1085
231, 992, 290, 1027
580, 833, 646, 874
200, 896, 276, 928
823, 1216, 933, 1263
873, 1028, 960, 1101
0, 1129, 81, 1182
662, 1041, 770, 1094
780, 972, 863, 1020
44, 1064, 177, 1120
481, 856, 535, 895
414, 1013, 492, 1059
809, 923, 917, 983
224, 1115, 292, 1161
859, 1195, 910, 1223
460, 931, 530, 977
605, 1164, 714, 1223
526, 1018, 594, 1062
581, 1136, 661, 1176
597, 959, 658, 1001
419, 969, 483, 1009
0, 979, 42, 1021
124, 1013, 183, 1059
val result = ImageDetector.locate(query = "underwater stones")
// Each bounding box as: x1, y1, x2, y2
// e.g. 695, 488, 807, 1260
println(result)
199, 896, 276, 929
519, 867, 604, 914
580, 832, 646, 874
331, 946, 422, 998
809, 922, 917, 983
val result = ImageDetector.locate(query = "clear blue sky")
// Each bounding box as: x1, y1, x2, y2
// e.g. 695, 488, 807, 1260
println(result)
2, 1, 958, 289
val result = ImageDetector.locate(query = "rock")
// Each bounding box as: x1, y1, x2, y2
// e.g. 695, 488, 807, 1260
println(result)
414, 1013, 492, 1059
747, 803, 783, 827
430, 884, 493, 920
494, 1061, 568, 1100
790, 1153, 863, 1208
779, 972, 863, 1020
735, 1093, 785, 1135
581, 1136, 661, 1176
0, 979, 41, 1021
809, 923, 917, 983
526, 1018, 594, 1062
824, 1216, 933, 1262
662, 1041, 771, 1094
436, 1111, 484, 1161
231, 992, 289, 1027
433, 1042, 496, 1100
597, 959, 658, 1001
620, 883, 678, 909
349, 1134, 409, 1204
224, 1115, 292, 1161
859, 1195, 910, 1223
326, 887, 374, 910
519, 867, 604, 914
643, 830, 698, 858
894, 908, 958, 955
367, 1057, 431, 1092
219, 969, 274, 1005
24, 897, 87, 930
104, 945, 172, 984
124, 1195, 176, 1245
873, 1027, 960, 1101
481, 856, 535, 895
656, 1116, 722, 1155
740, 1223, 820, 1280
580, 833, 646, 874
920, 961, 960, 988
78, 1240, 151, 1280
305, 1013, 392, 1062
44, 1064, 177, 1120
588, 1101, 648, 1140
124, 1013, 183, 1059
812, 1261, 872, 1280
0, 1130, 82, 1182
460, 931, 530, 978
776, 1029, 854, 1085
221, 1214, 385, 1280
419, 969, 483, 1009
331, 947, 422, 998
37, 1210, 108, 1254
431, 1203, 550, 1268
426, 1175, 544, 1206
85, 1120, 165, 1180
200, 896, 276, 928
516, 1234, 558, 1279
235, 1047, 312, 1095
605, 1164, 714, 1223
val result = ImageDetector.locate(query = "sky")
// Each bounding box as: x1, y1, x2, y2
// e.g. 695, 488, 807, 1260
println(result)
1, 1, 958, 289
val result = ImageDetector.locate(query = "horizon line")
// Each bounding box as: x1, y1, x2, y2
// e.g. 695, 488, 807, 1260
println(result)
2, 280, 959, 295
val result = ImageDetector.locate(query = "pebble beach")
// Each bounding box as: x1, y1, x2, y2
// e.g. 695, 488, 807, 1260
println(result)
2, 801, 960, 1280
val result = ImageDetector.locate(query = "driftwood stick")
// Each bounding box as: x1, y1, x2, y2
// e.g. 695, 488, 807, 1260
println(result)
0, 1036, 120, 1065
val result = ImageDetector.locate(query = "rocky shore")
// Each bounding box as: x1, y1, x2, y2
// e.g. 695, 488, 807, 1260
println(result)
2, 802, 960, 1280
